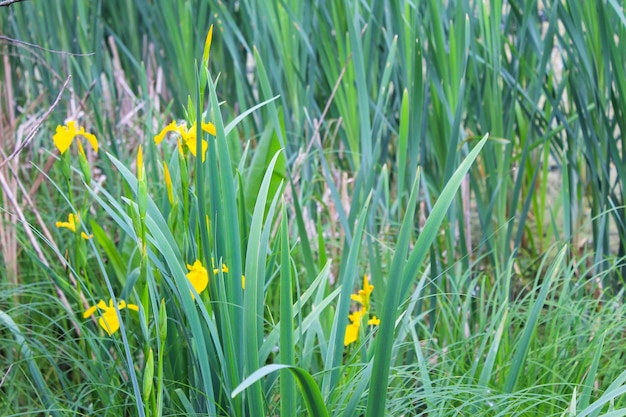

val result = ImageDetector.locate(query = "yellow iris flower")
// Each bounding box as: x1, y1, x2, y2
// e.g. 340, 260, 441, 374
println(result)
344, 274, 379, 346
350, 274, 374, 311
154, 121, 216, 162
83, 299, 139, 336
56, 213, 79, 232
56, 213, 92, 240
186, 260, 209, 300
212, 259, 245, 289
53, 121, 98, 154
185, 258, 244, 300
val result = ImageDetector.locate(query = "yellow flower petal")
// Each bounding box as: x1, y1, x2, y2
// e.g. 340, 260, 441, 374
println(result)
80, 128, 99, 153
163, 162, 175, 204
344, 322, 360, 346
351, 274, 374, 311
202, 25, 213, 65
83, 298, 138, 336
348, 309, 364, 324
137, 145, 144, 179
99, 309, 120, 336
183, 123, 208, 161
155, 120, 212, 162
77, 140, 86, 159
210, 259, 244, 289
52, 121, 98, 154
177, 123, 190, 140
83, 305, 98, 319
117, 300, 139, 312
201, 122, 217, 136
213, 264, 229, 275
154, 121, 179, 145
350, 293, 364, 304
56, 213, 79, 233
186, 260, 209, 299
368, 316, 380, 326
52, 121, 78, 154
361, 274, 374, 296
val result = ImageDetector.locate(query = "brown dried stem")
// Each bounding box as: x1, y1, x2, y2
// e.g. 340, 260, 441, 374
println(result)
0, 75, 71, 169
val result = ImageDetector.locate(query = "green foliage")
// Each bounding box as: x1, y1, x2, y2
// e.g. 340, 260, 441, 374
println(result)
2, 0, 626, 416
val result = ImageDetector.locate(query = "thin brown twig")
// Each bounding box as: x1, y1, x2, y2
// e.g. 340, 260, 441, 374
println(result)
0, 172, 48, 265
0, 364, 12, 388
10, 162, 86, 335
74, 79, 97, 117
0, 74, 71, 169
2, 45, 67, 84
0, 169, 82, 336
0, 35, 94, 57
305, 53, 351, 157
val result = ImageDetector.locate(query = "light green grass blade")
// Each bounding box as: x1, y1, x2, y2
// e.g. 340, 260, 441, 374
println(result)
232, 364, 330, 417
367, 134, 488, 417
0, 309, 61, 416
479, 307, 509, 387
397, 89, 410, 211
402, 134, 488, 296
91, 222, 127, 287
365, 163, 422, 417
243, 150, 284, 413
578, 384, 626, 417
279, 201, 297, 416
322, 193, 371, 395
345, 0, 372, 171
579, 331, 606, 413
259, 262, 336, 363
503, 244, 567, 393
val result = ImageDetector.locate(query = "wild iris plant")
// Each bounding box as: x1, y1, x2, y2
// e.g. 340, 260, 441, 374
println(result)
50, 26, 282, 417
46, 19, 492, 415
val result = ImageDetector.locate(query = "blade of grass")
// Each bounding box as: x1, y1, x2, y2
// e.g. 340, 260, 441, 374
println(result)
322, 192, 371, 396
367, 134, 488, 417
579, 331, 606, 413
243, 150, 284, 414
279, 201, 296, 416
232, 364, 330, 417
503, 244, 567, 392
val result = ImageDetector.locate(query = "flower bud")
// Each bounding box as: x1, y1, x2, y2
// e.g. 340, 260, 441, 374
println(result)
77, 141, 91, 185
163, 162, 175, 205
142, 348, 154, 402
159, 299, 167, 341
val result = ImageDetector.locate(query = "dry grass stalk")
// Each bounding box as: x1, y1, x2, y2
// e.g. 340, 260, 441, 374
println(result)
1, 39, 18, 294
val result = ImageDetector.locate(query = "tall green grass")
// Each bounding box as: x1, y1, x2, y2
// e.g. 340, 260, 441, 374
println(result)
2, 0, 626, 416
